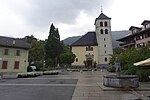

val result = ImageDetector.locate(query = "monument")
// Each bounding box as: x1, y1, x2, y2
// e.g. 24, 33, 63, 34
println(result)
103, 57, 139, 88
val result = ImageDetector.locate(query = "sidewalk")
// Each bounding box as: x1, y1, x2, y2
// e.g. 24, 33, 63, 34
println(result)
71, 70, 150, 100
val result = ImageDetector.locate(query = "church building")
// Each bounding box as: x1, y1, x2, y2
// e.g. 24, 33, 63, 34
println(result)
70, 12, 113, 68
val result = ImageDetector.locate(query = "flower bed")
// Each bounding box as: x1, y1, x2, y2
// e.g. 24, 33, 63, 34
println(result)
43, 71, 59, 75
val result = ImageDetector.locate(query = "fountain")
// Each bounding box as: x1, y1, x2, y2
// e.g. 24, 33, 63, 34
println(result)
103, 57, 139, 88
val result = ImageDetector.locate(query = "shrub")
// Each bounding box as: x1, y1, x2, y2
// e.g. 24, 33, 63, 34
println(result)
136, 68, 150, 82
107, 65, 115, 72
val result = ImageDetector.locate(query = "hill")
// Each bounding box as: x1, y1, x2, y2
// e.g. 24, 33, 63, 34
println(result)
63, 30, 129, 48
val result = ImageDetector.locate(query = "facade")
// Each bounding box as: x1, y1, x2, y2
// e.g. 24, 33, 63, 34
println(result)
71, 12, 113, 67
0, 36, 30, 73
117, 20, 150, 49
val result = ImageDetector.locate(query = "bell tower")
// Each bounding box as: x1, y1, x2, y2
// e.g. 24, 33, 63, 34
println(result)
95, 12, 113, 67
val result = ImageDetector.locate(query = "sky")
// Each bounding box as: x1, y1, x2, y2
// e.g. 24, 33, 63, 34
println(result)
0, 0, 150, 40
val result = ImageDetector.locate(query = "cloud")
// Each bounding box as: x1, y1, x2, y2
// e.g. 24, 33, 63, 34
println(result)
0, 0, 113, 40
2, 0, 113, 26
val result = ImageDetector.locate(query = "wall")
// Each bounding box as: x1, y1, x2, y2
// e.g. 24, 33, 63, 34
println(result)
72, 46, 98, 66
0, 46, 29, 73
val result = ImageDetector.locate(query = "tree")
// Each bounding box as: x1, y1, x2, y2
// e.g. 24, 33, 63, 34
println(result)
109, 47, 150, 81
59, 51, 76, 67
24, 35, 45, 71
45, 24, 62, 67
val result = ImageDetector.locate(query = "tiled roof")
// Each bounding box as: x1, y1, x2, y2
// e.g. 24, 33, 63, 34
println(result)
141, 20, 150, 25
129, 26, 142, 30
71, 31, 98, 46
0, 36, 31, 49
96, 13, 111, 20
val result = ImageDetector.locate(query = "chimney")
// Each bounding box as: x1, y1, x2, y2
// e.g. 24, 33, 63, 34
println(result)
13, 40, 16, 45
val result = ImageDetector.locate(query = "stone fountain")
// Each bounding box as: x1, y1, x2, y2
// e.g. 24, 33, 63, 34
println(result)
103, 57, 139, 88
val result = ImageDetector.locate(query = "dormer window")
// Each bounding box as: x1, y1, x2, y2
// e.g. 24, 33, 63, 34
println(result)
100, 22, 103, 27
145, 24, 150, 29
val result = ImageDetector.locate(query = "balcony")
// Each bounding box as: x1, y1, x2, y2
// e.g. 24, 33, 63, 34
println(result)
120, 40, 135, 46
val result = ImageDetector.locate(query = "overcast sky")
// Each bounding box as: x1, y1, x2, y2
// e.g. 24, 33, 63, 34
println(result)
0, 0, 150, 40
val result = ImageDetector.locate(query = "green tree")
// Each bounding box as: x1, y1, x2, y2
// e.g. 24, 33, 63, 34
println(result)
24, 35, 45, 71
45, 24, 62, 67
59, 51, 76, 67
109, 47, 150, 81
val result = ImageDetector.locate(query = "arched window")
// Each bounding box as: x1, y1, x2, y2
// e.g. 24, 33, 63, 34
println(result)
100, 22, 103, 27
100, 29, 103, 34
104, 21, 107, 27
105, 57, 107, 62
105, 29, 108, 34
76, 58, 78, 62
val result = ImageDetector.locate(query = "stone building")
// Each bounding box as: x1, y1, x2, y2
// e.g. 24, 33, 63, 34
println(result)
71, 12, 113, 68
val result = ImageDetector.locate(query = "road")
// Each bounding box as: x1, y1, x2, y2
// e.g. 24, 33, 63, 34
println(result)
0, 75, 77, 100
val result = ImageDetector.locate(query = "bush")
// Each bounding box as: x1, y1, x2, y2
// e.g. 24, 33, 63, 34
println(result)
107, 65, 115, 72
136, 68, 150, 82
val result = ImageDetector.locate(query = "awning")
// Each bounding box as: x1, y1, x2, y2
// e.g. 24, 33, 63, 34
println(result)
133, 58, 150, 66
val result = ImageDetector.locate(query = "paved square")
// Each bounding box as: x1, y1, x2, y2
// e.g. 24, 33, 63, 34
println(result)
0, 77, 78, 100
0, 70, 150, 100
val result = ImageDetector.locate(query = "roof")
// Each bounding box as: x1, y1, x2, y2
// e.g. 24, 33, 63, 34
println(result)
141, 20, 150, 25
96, 13, 111, 20
117, 27, 150, 42
94, 13, 111, 25
129, 26, 142, 30
71, 31, 98, 46
0, 36, 31, 49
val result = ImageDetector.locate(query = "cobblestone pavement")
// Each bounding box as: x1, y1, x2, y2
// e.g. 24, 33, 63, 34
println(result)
70, 70, 150, 100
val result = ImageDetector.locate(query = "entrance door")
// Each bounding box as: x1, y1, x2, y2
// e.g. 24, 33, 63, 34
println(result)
87, 59, 92, 67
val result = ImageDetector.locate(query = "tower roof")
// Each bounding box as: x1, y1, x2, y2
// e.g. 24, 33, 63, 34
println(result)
96, 13, 111, 20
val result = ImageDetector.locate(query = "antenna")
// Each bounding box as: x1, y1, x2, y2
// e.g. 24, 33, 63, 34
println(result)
101, 6, 103, 13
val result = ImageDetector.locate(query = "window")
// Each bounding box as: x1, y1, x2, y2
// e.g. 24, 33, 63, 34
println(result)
4, 49, 8, 55
147, 33, 150, 37
104, 38, 106, 41
105, 51, 107, 54
100, 29, 103, 34
105, 29, 108, 34
105, 57, 107, 62
104, 21, 107, 27
100, 22, 103, 27
14, 61, 19, 69
16, 50, 20, 56
76, 58, 78, 62
86, 46, 93, 51
2, 61, 8, 69
104, 44, 106, 47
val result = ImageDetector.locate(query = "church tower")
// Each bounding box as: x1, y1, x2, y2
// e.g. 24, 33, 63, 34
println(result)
95, 12, 113, 67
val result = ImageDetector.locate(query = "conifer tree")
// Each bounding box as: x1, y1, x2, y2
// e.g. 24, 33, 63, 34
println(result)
45, 24, 62, 67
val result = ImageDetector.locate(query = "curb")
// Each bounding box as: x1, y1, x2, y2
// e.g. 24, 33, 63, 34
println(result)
97, 82, 150, 91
